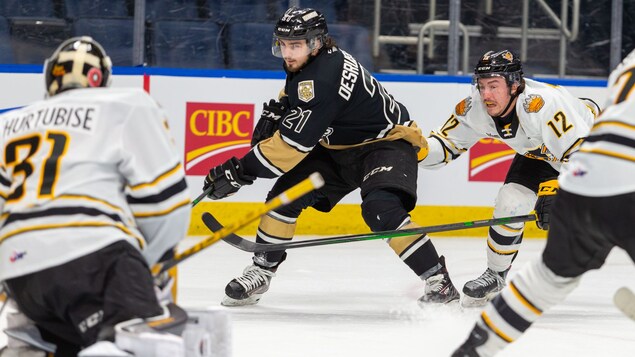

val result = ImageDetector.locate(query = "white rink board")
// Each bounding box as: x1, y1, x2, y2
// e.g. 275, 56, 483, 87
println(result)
0, 71, 608, 207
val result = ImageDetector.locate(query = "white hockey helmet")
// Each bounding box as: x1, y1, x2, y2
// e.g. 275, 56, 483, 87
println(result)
44, 36, 112, 97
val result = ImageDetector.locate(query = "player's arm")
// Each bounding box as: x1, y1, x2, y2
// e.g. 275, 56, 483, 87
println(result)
419, 99, 481, 169
204, 77, 342, 200
120, 94, 191, 266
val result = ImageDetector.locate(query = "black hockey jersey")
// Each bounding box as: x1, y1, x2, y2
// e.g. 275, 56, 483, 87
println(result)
242, 47, 426, 178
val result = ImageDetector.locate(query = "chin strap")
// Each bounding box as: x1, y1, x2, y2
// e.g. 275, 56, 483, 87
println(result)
493, 90, 520, 121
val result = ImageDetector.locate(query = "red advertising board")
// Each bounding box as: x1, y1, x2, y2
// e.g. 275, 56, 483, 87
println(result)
184, 102, 254, 175
468, 138, 515, 182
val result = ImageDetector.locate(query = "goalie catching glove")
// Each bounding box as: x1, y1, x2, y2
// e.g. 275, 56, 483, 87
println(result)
203, 157, 255, 200
251, 97, 289, 146
534, 179, 558, 230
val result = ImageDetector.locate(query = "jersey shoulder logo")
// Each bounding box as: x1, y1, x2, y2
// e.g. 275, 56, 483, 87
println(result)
523, 94, 545, 113
455, 97, 472, 116
298, 80, 315, 103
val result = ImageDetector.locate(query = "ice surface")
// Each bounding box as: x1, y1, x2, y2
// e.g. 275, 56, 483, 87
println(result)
2, 236, 634, 356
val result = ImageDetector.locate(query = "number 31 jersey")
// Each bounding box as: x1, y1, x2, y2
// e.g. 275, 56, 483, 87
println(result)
0, 87, 190, 281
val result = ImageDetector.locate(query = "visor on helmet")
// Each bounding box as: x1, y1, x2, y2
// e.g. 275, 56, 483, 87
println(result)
271, 36, 321, 58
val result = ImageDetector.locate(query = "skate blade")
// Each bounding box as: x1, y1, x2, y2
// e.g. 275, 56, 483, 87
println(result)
221, 294, 262, 307
417, 295, 460, 308
460, 295, 491, 308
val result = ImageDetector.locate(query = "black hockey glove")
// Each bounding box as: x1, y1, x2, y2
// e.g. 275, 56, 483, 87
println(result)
534, 179, 558, 230
251, 97, 289, 147
203, 157, 255, 200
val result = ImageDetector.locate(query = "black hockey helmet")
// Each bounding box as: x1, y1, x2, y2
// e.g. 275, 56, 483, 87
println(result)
44, 36, 112, 97
272, 7, 328, 57
473, 50, 524, 89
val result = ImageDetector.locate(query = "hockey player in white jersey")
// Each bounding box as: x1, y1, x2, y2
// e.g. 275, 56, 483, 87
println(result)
452, 48, 635, 356
419, 50, 598, 307
0, 37, 193, 356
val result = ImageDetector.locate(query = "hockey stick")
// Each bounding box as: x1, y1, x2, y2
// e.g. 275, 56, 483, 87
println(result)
0, 286, 7, 319
192, 186, 213, 207
202, 213, 537, 253
614, 287, 635, 321
155, 172, 325, 274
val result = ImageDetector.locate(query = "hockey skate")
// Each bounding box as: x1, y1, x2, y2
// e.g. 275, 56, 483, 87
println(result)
451, 324, 489, 357
221, 264, 277, 306
418, 256, 460, 305
461, 268, 509, 308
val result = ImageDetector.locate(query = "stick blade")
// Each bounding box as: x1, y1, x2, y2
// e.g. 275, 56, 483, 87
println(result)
201, 212, 258, 252
201, 212, 223, 231
614, 287, 635, 321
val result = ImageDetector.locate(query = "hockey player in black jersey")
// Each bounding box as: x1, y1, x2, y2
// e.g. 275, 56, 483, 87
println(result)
203, 7, 460, 307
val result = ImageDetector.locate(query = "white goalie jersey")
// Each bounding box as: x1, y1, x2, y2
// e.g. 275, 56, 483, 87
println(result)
559, 49, 635, 196
420, 78, 597, 171
0, 87, 191, 281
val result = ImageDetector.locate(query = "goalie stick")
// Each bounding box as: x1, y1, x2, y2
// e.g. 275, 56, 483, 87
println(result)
614, 287, 635, 321
202, 212, 537, 253
155, 172, 324, 275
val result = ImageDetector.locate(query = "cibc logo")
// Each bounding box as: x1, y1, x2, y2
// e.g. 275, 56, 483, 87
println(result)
468, 138, 515, 182
184, 102, 254, 175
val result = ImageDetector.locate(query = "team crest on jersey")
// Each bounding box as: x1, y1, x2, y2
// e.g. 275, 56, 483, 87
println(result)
525, 144, 557, 162
298, 80, 315, 102
523, 94, 545, 113
455, 97, 472, 116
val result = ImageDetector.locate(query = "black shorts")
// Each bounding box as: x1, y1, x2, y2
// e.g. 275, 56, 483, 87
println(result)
5, 240, 162, 350
267, 139, 418, 217
542, 189, 635, 277
504, 154, 559, 193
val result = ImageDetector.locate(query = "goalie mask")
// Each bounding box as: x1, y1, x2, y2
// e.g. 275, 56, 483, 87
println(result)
44, 36, 112, 97
473, 50, 524, 92
272, 7, 328, 58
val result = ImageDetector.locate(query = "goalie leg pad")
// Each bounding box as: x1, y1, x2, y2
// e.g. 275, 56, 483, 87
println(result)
78, 341, 132, 356
1, 300, 53, 355
5, 299, 35, 349
114, 303, 188, 357
116, 328, 184, 357
183, 308, 232, 357
111, 307, 232, 357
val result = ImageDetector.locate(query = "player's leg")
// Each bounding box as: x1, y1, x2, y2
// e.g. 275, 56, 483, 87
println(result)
454, 190, 617, 356
80, 305, 232, 357
358, 140, 459, 304
613, 191, 635, 320
223, 146, 353, 306
461, 182, 534, 307
462, 155, 558, 307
